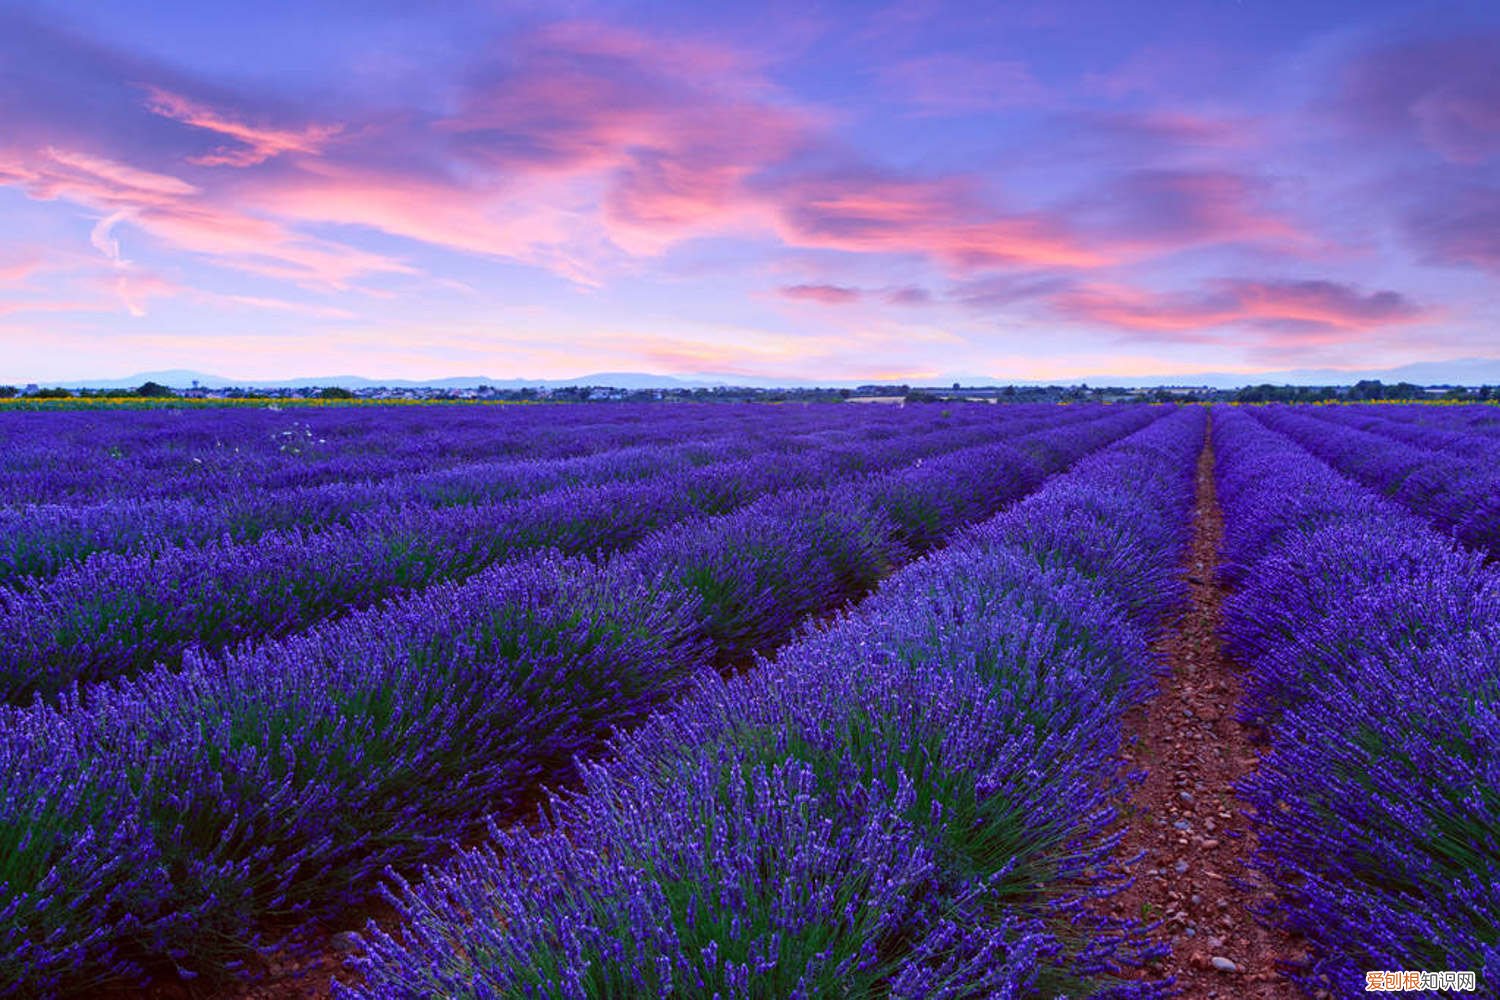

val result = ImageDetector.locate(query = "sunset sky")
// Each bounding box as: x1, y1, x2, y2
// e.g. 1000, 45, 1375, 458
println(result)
1, 0, 1497, 384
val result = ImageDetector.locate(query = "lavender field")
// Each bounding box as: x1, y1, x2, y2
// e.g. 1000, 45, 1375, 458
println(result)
0, 402, 1495, 999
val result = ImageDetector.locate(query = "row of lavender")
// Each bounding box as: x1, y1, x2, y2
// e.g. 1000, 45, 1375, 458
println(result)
1244, 404, 1500, 559
0, 404, 1026, 578
1349, 402, 1500, 438
9, 405, 984, 502
0, 432, 747, 584
0, 405, 785, 505
0, 407, 1097, 703
0, 406, 1090, 589
1213, 407, 1499, 995
338, 409, 1205, 999
1301, 403, 1500, 452
0, 407, 1162, 995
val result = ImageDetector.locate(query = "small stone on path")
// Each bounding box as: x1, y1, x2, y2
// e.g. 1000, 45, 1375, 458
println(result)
330, 931, 361, 953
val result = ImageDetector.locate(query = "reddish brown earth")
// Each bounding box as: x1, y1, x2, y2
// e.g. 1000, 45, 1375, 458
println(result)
106, 917, 371, 1000
1109, 426, 1303, 998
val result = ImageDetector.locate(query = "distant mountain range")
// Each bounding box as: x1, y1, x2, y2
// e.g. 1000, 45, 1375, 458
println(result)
37, 358, 1500, 391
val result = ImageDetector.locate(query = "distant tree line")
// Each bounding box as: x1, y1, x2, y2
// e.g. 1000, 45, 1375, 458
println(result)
1232, 380, 1492, 403
1232, 384, 1344, 403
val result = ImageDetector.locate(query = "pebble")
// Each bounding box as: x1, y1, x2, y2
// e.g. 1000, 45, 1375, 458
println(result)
1173, 860, 1189, 874
1179, 791, 1194, 803
1173, 819, 1191, 830
330, 931, 361, 953
1211, 956, 1237, 973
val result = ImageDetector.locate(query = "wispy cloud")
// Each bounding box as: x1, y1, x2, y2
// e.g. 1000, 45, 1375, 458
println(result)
778, 283, 863, 304
764, 171, 1107, 270
1054, 278, 1435, 341
142, 86, 343, 167
0, 253, 44, 286
1070, 169, 1310, 253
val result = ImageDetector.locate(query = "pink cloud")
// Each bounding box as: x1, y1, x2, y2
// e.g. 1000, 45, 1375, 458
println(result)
0, 15, 1147, 295
36, 148, 199, 202
247, 160, 608, 283
142, 86, 343, 167
109, 269, 181, 317
208, 293, 356, 319
774, 282, 934, 308
778, 283, 863, 304
206, 20, 818, 274
3, 144, 413, 289
0, 5, 1434, 347
1071, 169, 1310, 254
446, 22, 810, 175
883, 286, 931, 306
1054, 278, 1434, 341
461, 21, 812, 249
0, 254, 44, 286
766, 172, 1107, 270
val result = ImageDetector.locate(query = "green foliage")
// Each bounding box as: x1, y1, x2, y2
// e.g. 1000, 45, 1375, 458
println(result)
1232, 383, 1341, 403
1346, 379, 1424, 401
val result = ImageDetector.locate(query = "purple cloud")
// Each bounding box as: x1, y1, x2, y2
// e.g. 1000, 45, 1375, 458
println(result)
778, 283, 863, 304
1338, 31, 1500, 165
1403, 181, 1500, 274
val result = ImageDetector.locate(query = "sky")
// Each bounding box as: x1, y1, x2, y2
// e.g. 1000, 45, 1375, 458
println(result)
1, 0, 1497, 384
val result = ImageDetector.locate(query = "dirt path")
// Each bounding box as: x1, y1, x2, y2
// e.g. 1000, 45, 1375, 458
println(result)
1110, 423, 1301, 998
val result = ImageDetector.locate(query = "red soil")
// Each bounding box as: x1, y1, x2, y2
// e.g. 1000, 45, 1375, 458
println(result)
1108, 425, 1304, 997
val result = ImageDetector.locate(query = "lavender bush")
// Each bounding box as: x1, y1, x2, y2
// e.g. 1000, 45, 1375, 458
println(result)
1246, 404, 1500, 559
1214, 406, 1500, 996
0, 404, 1161, 993
0, 415, 1068, 702
342, 408, 1204, 999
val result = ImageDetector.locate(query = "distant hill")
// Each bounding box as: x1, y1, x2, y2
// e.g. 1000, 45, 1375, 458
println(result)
41, 358, 1500, 391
